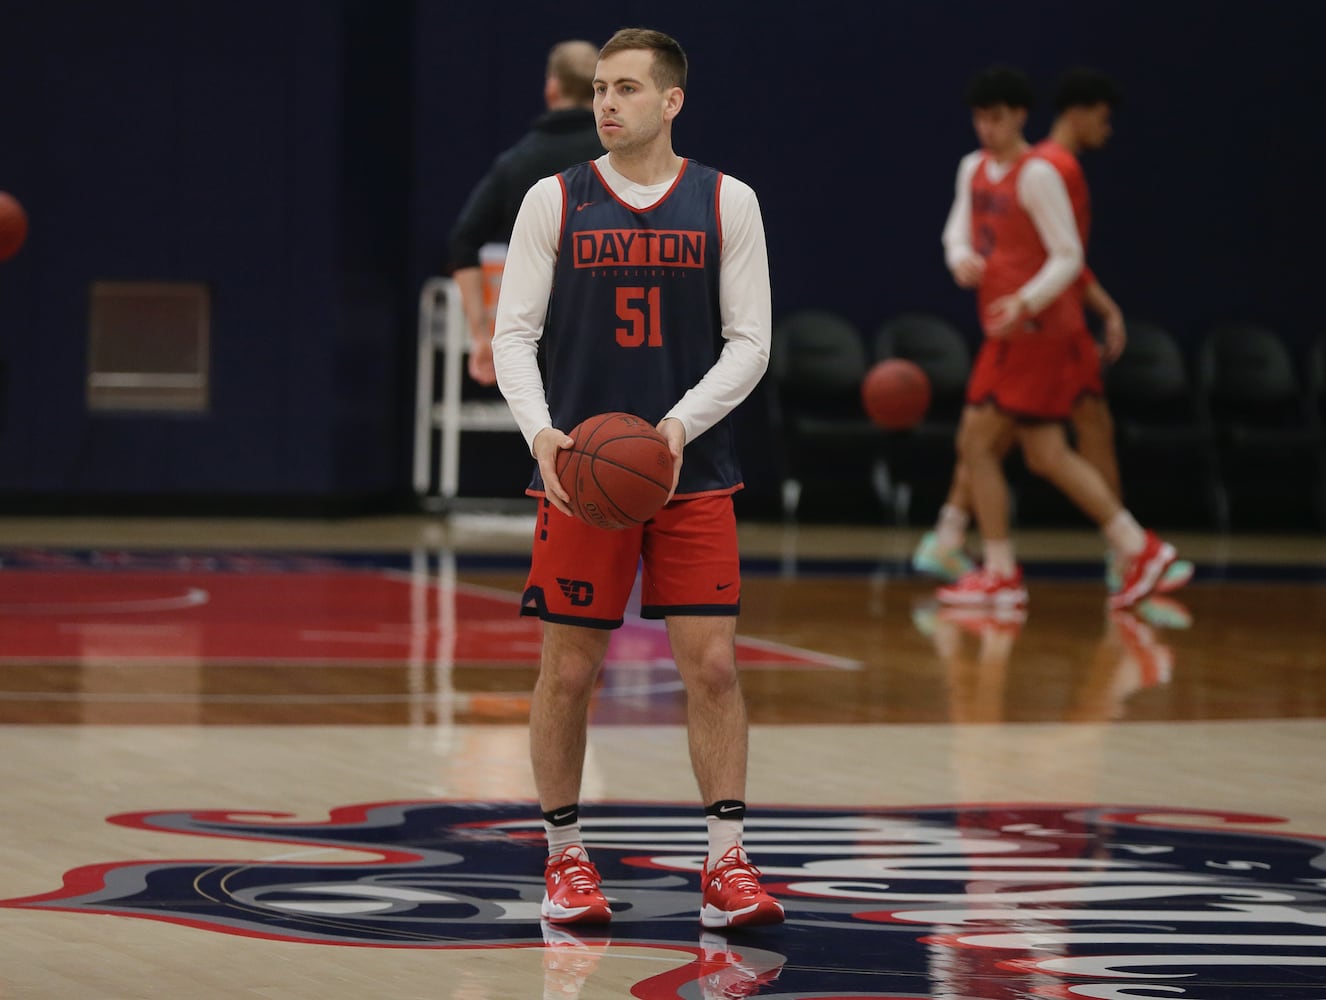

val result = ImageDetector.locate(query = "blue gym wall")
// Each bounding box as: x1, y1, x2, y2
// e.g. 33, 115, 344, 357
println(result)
0, 1, 1320, 515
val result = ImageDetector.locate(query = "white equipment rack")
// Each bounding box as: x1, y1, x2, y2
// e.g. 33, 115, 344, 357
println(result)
412, 276, 520, 506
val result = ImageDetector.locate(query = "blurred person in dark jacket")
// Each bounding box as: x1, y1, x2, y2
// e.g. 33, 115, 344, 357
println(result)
448, 39, 603, 385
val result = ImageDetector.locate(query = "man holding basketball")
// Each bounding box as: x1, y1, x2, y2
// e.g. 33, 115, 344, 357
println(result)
491, 28, 782, 929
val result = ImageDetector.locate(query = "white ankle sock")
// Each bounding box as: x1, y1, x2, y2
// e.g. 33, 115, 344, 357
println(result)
1103, 511, 1146, 558
705, 818, 742, 868
936, 504, 970, 551
545, 821, 584, 857
982, 538, 1015, 576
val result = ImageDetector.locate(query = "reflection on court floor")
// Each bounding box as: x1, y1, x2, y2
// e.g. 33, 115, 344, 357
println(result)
6, 799, 1325, 997
0, 531, 1323, 998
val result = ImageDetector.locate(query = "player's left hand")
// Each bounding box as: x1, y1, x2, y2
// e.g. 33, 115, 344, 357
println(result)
657, 417, 685, 502
952, 254, 986, 288
1101, 310, 1126, 363
986, 294, 1028, 337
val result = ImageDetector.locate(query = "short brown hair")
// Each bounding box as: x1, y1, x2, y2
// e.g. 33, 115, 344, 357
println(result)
599, 28, 687, 91
547, 40, 598, 105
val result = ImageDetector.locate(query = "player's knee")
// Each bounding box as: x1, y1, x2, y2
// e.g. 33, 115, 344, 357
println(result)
956, 426, 990, 462
539, 639, 607, 695
680, 649, 740, 697
1074, 410, 1114, 444
1023, 440, 1066, 478
541, 657, 601, 695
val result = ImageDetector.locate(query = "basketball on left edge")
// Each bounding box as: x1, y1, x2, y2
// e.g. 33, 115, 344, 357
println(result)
554, 411, 675, 530
0, 192, 28, 262
862, 358, 931, 430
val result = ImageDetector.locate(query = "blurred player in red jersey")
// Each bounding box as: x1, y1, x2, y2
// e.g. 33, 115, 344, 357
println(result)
929, 66, 1182, 611
913, 68, 1194, 599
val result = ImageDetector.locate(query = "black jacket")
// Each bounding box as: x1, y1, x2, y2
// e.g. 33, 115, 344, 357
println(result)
447, 108, 603, 271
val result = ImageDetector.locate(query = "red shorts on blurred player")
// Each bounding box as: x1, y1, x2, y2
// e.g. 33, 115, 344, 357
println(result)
1071, 327, 1105, 398
966, 329, 1097, 421
520, 493, 741, 628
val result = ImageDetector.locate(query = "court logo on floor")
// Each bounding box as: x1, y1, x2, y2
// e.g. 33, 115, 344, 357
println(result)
5, 802, 1325, 997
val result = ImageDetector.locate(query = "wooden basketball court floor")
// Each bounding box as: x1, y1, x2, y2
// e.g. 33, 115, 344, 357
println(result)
0, 512, 1323, 999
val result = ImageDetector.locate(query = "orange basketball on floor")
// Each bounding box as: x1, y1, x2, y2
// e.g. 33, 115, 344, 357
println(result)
554, 411, 675, 530
0, 192, 28, 262
862, 358, 931, 429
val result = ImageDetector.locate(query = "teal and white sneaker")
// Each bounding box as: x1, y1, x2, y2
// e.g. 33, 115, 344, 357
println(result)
1106, 552, 1194, 596
911, 531, 974, 583
911, 604, 939, 639
1134, 595, 1194, 630
1156, 558, 1194, 593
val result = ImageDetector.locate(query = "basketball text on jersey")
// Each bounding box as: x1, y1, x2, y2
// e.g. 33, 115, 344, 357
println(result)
971, 189, 1013, 215
572, 229, 706, 269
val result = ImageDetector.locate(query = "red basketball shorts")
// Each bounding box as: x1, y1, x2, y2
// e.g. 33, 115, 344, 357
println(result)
966, 331, 1094, 421
520, 493, 741, 628
1071, 327, 1105, 398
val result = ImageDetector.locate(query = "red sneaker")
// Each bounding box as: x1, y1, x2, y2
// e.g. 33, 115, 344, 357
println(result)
936, 566, 1027, 607
1156, 558, 1195, 593
1110, 532, 1177, 610
699, 847, 784, 929
542, 847, 611, 925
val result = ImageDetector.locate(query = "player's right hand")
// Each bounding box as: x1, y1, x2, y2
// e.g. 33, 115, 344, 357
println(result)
985, 293, 1028, 337
953, 255, 986, 288
533, 427, 574, 516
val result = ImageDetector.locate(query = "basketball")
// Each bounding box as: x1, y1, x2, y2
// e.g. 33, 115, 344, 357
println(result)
862, 358, 931, 429
0, 192, 28, 262
554, 411, 675, 530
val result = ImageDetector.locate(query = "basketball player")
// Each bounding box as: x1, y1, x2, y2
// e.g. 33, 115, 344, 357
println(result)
491, 29, 783, 929
447, 40, 603, 385
914, 68, 1193, 598
930, 66, 1181, 610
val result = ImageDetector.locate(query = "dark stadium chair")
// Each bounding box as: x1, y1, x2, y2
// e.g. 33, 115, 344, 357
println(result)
1104, 319, 1226, 529
871, 312, 974, 523
1309, 334, 1326, 428
1195, 322, 1326, 530
768, 309, 882, 519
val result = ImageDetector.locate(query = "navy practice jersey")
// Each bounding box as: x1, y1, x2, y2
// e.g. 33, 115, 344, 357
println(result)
529, 158, 742, 498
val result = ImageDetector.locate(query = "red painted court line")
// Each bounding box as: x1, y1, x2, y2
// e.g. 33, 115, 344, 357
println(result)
0, 569, 854, 670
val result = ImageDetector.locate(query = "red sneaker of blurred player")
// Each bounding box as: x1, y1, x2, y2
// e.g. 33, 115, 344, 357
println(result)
1111, 532, 1178, 610
937, 566, 1028, 607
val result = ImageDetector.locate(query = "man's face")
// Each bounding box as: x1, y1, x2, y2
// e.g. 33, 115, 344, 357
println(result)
1075, 102, 1115, 150
593, 49, 678, 154
972, 104, 1027, 156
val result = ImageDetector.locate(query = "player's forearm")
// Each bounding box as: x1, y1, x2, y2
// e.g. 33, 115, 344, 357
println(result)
1083, 278, 1121, 321
1019, 249, 1083, 314
452, 267, 487, 343
665, 329, 769, 443
493, 329, 552, 454
1018, 160, 1084, 313
492, 179, 562, 453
